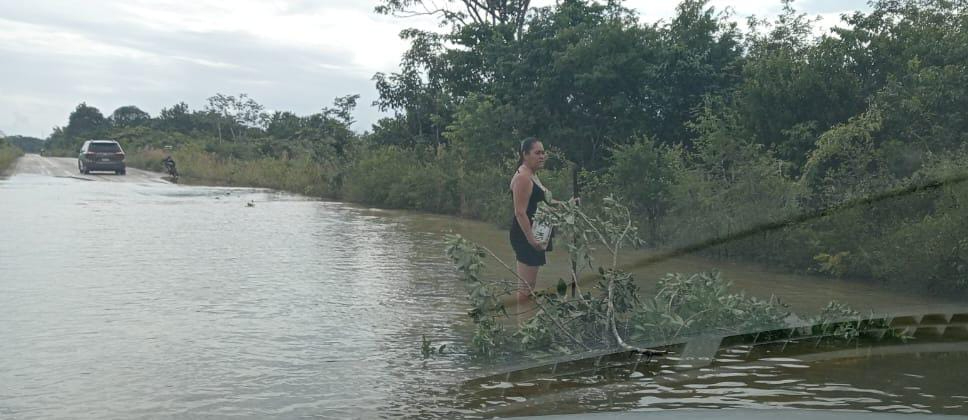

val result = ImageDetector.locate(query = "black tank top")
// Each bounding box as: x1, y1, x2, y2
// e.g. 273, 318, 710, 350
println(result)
510, 177, 546, 233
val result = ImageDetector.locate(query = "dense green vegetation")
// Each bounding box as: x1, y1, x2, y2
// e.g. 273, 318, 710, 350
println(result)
40, 0, 968, 293
0, 138, 23, 174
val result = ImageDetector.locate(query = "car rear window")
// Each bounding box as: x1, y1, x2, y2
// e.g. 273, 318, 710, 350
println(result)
90, 143, 121, 153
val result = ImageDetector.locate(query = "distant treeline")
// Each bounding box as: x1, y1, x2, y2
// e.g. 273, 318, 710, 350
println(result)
4, 135, 45, 154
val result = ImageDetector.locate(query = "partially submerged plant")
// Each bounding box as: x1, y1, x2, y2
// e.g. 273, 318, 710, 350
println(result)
443, 196, 887, 360
633, 271, 789, 343
446, 196, 672, 358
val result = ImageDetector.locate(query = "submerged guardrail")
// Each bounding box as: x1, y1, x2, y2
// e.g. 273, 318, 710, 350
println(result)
455, 305, 968, 399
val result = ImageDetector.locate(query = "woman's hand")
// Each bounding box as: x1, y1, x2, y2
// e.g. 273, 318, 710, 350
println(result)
529, 238, 547, 251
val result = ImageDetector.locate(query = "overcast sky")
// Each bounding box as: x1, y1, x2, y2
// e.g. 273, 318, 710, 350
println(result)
0, 0, 869, 138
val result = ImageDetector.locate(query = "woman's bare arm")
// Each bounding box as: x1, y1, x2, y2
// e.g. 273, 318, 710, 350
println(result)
512, 173, 544, 250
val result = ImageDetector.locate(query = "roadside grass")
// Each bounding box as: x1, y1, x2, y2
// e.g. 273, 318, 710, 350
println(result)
125, 147, 335, 197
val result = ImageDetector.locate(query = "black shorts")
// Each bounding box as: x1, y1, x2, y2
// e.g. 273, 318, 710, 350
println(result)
509, 229, 552, 267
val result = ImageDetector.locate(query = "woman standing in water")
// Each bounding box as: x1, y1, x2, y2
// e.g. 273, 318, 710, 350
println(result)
509, 137, 556, 302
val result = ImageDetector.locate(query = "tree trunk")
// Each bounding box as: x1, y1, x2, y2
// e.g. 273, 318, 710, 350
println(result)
570, 163, 580, 297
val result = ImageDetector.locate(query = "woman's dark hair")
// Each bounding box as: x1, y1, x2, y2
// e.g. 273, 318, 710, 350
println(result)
518, 137, 541, 166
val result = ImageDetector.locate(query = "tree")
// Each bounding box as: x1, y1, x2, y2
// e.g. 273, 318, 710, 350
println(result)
371, 0, 537, 152
205, 93, 232, 143
65, 102, 107, 140
368, 116, 419, 148
316, 95, 360, 158
372, 29, 455, 150
266, 111, 305, 140
834, 0, 968, 177
323, 94, 360, 127
157, 102, 194, 134
205, 93, 266, 143
109, 105, 150, 127
498, 0, 660, 171
444, 93, 519, 163
735, 0, 865, 170
375, 0, 532, 39
652, 0, 744, 146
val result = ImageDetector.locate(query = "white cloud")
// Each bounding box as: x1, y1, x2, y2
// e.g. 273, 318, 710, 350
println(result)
113, 0, 424, 74
0, 17, 242, 72
169, 55, 241, 70
0, 17, 151, 60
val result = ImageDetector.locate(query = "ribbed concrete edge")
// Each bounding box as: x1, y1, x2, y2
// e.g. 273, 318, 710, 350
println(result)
508, 408, 968, 420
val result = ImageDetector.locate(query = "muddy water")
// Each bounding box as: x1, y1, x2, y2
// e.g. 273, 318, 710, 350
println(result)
460, 341, 968, 417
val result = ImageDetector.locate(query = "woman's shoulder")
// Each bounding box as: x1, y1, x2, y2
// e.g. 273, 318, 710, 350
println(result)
510, 168, 532, 190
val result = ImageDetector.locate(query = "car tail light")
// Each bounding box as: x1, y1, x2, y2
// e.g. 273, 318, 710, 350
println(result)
85, 152, 96, 158
116, 152, 125, 160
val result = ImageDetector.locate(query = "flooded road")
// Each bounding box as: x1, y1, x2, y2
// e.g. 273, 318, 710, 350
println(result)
1, 155, 965, 418
1, 156, 474, 418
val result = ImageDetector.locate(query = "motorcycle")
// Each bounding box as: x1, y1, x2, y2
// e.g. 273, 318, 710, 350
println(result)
163, 158, 179, 181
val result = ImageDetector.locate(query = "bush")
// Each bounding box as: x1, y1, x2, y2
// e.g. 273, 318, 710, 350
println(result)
455, 158, 509, 224
342, 146, 460, 213
0, 142, 24, 174
125, 147, 168, 172
607, 136, 680, 245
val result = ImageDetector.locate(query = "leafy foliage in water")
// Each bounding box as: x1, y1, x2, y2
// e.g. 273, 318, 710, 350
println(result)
633, 271, 789, 343
446, 197, 792, 358
445, 196, 901, 359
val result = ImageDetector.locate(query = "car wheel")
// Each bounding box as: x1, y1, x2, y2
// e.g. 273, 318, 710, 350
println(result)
78, 161, 83, 174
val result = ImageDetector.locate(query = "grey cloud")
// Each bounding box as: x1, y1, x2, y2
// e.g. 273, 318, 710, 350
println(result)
0, 1, 392, 136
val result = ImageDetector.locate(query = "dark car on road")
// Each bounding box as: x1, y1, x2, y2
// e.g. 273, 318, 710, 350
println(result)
78, 140, 126, 175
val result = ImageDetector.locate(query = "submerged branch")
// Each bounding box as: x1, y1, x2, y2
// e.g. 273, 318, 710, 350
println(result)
606, 271, 669, 356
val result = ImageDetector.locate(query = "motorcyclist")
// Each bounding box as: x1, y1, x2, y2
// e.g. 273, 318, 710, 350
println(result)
162, 154, 178, 177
